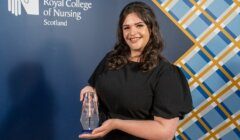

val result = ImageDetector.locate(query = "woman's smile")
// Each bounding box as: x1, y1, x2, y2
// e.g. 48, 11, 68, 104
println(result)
129, 36, 141, 43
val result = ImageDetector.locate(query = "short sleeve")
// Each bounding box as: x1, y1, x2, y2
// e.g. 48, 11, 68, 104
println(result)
152, 63, 193, 120
88, 53, 109, 87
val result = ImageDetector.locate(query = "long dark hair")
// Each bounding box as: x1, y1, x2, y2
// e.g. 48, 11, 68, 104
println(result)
106, 1, 164, 72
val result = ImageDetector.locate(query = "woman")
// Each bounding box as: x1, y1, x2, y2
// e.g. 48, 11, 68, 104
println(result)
79, 1, 193, 140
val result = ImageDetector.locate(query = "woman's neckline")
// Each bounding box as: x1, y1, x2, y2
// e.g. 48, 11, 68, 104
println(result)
128, 60, 141, 64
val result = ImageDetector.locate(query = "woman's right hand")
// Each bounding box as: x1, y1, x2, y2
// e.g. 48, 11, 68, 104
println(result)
80, 85, 96, 102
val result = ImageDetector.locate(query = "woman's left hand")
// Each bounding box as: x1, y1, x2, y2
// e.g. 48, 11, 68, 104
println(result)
79, 119, 119, 139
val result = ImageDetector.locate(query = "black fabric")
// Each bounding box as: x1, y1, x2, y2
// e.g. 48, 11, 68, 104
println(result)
88, 54, 193, 140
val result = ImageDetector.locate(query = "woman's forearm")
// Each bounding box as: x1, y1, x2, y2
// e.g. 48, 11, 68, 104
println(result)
114, 119, 177, 140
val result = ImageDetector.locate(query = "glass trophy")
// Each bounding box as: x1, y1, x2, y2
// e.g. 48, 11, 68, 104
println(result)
80, 92, 99, 134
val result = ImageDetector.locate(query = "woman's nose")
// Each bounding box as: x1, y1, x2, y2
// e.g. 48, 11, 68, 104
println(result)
129, 27, 137, 35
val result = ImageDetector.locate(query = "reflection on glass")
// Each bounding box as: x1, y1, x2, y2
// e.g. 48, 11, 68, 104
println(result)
80, 92, 99, 134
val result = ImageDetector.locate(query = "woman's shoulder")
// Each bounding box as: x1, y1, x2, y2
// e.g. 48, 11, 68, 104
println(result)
154, 58, 178, 74
154, 59, 188, 86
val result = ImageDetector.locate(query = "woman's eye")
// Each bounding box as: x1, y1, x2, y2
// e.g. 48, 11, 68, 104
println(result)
123, 27, 129, 30
136, 24, 144, 28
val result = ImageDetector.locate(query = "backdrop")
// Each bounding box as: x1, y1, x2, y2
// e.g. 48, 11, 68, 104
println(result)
0, 0, 239, 140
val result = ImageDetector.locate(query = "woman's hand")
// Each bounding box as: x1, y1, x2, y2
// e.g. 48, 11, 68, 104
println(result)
79, 119, 119, 139
80, 85, 96, 101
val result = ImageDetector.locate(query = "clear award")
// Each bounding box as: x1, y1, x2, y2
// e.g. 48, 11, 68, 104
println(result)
80, 92, 99, 134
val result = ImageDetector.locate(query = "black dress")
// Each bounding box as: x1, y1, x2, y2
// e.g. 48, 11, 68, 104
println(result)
88, 54, 193, 140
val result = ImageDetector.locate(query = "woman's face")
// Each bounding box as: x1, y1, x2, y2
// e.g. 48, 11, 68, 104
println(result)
122, 13, 150, 56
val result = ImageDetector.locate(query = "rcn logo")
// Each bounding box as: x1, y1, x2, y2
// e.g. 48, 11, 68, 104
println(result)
8, 0, 39, 16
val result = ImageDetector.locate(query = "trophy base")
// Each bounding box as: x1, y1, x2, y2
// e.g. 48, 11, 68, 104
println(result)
81, 129, 93, 134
